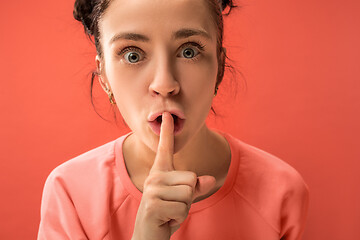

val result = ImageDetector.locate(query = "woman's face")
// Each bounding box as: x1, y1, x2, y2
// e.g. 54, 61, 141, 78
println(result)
97, 0, 220, 153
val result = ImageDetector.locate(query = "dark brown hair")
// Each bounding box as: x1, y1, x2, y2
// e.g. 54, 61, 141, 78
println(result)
73, 0, 238, 120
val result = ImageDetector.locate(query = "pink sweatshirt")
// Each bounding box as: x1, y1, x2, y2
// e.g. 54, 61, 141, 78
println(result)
38, 131, 309, 240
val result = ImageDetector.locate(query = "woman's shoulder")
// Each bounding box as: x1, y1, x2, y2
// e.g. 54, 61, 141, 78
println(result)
48, 138, 118, 180
222, 132, 309, 233
223, 132, 308, 191
224, 134, 309, 234
39, 134, 133, 237
43, 134, 130, 198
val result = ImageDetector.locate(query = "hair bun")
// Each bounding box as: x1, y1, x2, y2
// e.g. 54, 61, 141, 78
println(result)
73, 0, 96, 35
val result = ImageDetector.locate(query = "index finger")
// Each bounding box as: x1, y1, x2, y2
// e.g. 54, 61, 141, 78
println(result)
151, 112, 174, 172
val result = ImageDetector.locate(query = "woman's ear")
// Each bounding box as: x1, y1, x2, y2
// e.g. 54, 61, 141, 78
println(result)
95, 55, 111, 93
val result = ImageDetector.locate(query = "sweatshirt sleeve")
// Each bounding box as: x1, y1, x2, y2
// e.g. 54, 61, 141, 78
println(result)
37, 170, 88, 240
279, 175, 310, 240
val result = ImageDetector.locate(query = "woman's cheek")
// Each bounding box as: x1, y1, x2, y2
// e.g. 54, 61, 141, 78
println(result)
180, 56, 217, 98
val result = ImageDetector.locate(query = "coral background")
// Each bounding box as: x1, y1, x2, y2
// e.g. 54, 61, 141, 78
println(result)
1, 0, 359, 239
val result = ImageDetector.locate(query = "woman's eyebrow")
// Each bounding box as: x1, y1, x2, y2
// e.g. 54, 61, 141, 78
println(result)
109, 28, 211, 45
173, 28, 212, 41
109, 33, 150, 45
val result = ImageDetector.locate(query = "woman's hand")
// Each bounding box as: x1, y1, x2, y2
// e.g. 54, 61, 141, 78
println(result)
132, 112, 216, 240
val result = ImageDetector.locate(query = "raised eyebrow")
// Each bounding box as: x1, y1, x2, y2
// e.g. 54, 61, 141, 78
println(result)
109, 28, 211, 45
109, 32, 150, 45
172, 28, 212, 40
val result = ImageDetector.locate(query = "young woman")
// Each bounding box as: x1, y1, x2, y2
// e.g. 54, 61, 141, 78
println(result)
38, 0, 309, 239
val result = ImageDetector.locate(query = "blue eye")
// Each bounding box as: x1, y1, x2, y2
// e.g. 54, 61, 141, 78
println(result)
182, 47, 199, 59
118, 46, 145, 64
179, 41, 205, 59
124, 52, 141, 63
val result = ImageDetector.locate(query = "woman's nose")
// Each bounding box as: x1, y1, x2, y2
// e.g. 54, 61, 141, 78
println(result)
149, 60, 180, 97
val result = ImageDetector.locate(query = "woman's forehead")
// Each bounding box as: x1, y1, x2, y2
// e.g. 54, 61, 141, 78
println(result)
100, 0, 216, 45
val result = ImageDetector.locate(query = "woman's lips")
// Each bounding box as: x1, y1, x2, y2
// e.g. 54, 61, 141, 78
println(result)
148, 110, 185, 122
148, 114, 185, 136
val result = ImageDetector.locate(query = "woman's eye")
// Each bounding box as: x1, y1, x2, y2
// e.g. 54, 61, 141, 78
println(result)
124, 51, 141, 63
181, 47, 199, 59
179, 42, 205, 59
118, 46, 145, 64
